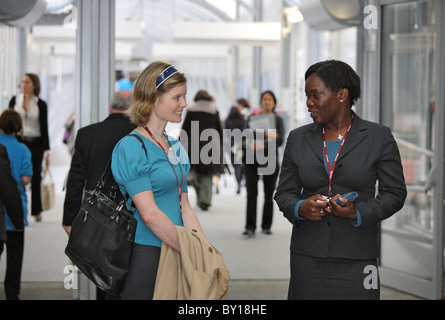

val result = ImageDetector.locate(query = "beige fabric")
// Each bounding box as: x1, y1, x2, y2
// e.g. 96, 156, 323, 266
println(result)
41, 165, 55, 211
153, 226, 230, 300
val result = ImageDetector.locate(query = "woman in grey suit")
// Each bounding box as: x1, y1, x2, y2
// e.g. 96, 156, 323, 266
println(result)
274, 60, 407, 300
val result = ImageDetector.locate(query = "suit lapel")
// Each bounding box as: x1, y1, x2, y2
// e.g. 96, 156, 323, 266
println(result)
302, 113, 368, 164
338, 113, 367, 161
305, 124, 324, 162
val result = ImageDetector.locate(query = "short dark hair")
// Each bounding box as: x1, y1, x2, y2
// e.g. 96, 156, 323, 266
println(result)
261, 90, 277, 105
0, 109, 23, 135
194, 90, 213, 102
305, 60, 361, 106
236, 98, 250, 109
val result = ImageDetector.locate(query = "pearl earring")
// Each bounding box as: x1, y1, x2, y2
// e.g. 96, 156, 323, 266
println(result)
340, 99, 343, 102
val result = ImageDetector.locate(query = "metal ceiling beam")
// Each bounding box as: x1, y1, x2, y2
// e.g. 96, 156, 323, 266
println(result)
189, 0, 233, 21
234, 0, 255, 14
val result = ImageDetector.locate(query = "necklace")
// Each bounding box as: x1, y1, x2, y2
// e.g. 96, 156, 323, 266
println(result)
322, 115, 354, 199
324, 128, 347, 140
148, 127, 168, 142
143, 126, 183, 211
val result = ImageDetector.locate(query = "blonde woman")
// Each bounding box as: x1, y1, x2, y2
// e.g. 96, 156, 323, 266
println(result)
111, 61, 204, 300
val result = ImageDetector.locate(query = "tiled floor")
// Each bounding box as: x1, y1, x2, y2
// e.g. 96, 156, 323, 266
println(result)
0, 280, 422, 300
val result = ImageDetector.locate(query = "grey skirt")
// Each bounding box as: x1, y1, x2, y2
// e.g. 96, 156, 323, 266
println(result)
288, 253, 380, 300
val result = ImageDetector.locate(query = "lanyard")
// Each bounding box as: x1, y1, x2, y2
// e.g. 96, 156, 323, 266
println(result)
322, 116, 354, 199
143, 126, 183, 211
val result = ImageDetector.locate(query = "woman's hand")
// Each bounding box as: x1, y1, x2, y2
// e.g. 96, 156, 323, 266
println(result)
328, 194, 357, 221
181, 193, 204, 236
298, 194, 328, 221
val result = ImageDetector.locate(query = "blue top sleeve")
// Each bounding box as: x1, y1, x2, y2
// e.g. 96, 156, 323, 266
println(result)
111, 134, 152, 198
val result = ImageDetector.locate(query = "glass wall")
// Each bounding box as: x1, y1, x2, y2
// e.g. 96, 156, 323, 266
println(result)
0, 26, 20, 111
379, 0, 442, 299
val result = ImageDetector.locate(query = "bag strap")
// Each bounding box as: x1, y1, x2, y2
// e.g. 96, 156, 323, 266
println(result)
42, 163, 53, 181
128, 134, 148, 156
95, 133, 147, 191
125, 134, 148, 211
96, 133, 149, 211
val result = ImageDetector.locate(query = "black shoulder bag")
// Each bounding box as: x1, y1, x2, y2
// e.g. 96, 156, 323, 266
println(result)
65, 134, 146, 296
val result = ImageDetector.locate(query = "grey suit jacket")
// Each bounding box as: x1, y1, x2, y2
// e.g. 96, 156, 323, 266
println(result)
274, 112, 407, 260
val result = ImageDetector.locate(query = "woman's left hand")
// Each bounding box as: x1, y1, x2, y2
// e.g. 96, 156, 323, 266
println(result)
328, 194, 357, 221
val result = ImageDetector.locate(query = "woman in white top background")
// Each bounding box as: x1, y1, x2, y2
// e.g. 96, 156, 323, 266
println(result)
9, 73, 50, 222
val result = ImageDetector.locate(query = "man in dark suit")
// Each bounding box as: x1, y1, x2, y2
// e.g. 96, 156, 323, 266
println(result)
0, 144, 25, 293
63, 90, 136, 299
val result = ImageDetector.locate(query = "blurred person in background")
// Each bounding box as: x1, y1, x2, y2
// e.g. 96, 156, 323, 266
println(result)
0, 109, 32, 300
236, 97, 251, 120
181, 90, 225, 211
242, 90, 284, 237
9, 73, 50, 222
224, 106, 245, 194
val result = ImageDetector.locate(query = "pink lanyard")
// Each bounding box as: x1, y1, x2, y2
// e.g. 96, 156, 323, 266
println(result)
322, 116, 353, 199
143, 126, 183, 211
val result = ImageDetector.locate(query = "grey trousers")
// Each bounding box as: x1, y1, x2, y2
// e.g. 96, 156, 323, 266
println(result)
194, 173, 213, 207
121, 244, 161, 300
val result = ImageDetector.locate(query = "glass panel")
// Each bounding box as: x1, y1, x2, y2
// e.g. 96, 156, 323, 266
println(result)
380, 0, 436, 281
0, 26, 19, 109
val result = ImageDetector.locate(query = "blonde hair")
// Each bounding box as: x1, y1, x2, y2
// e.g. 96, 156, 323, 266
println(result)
127, 61, 186, 126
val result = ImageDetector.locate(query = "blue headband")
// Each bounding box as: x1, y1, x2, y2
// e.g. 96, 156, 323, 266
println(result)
156, 66, 179, 89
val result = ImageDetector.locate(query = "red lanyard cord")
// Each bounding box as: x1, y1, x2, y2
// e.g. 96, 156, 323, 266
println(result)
143, 126, 183, 211
322, 116, 354, 199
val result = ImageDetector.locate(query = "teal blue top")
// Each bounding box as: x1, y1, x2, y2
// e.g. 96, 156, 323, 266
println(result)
111, 131, 190, 247
0, 134, 32, 230
294, 140, 361, 226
